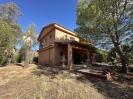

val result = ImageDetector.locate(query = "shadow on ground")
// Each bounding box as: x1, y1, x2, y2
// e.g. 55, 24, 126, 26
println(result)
0, 63, 24, 67
76, 73, 133, 99
15, 63, 24, 67
31, 65, 133, 99
31, 65, 70, 79
112, 72, 133, 85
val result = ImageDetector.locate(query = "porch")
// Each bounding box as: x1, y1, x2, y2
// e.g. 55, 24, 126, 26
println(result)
54, 40, 93, 70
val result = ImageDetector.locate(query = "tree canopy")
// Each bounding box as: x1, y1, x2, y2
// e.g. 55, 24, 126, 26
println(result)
22, 21, 38, 68
0, 2, 23, 65
75, 0, 133, 73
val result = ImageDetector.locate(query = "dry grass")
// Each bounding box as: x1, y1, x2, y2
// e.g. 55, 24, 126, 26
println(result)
0, 64, 133, 99
0, 64, 104, 99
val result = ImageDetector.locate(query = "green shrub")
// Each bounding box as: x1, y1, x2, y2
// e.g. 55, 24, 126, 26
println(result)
95, 50, 108, 62
29, 58, 33, 64
0, 55, 7, 66
33, 57, 38, 63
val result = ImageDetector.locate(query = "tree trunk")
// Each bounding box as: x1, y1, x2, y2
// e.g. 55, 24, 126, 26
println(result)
7, 56, 11, 66
115, 43, 127, 73
24, 47, 29, 68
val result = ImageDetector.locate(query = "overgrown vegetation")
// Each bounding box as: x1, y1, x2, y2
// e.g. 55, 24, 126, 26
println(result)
108, 45, 133, 66
75, 0, 133, 73
122, 45, 133, 66
0, 2, 22, 65
0, 64, 133, 99
33, 56, 38, 63
95, 50, 108, 62
0, 2, 38, 66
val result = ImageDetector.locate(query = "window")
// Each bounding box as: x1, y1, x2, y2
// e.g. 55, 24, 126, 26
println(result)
50, 35, 52, 39
40, 41, 43, 46
60, 52, 63, 56
70, 37, 75, 41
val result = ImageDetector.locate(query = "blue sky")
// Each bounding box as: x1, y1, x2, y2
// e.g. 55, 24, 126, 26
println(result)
0, 0, 78, 35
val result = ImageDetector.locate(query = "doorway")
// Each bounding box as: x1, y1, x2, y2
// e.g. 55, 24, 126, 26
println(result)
73, 53, 80, 64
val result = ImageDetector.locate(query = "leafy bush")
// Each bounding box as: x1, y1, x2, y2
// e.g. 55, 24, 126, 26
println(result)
0, 55, 7, 66
29, 58, 33, 64
122, 45, 133, 64
108, 48, 120, 63
33, 57, 38, 63
95, 50, 108, 62
108, 45, 133, 65
12, 53, 25, 63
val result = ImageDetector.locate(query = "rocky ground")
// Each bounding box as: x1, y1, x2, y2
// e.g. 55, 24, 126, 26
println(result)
0, 64, 133, 99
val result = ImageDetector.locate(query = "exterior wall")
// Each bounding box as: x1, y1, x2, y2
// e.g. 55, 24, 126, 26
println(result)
40, 30, 55, 49
38, 47, 54, 66
38, 50, 49, 65
55, 29, 79, 42
39, 26, 54, 40
54, 44, 67, 66
49, 48, 55, 66
55, 24, 77, 36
